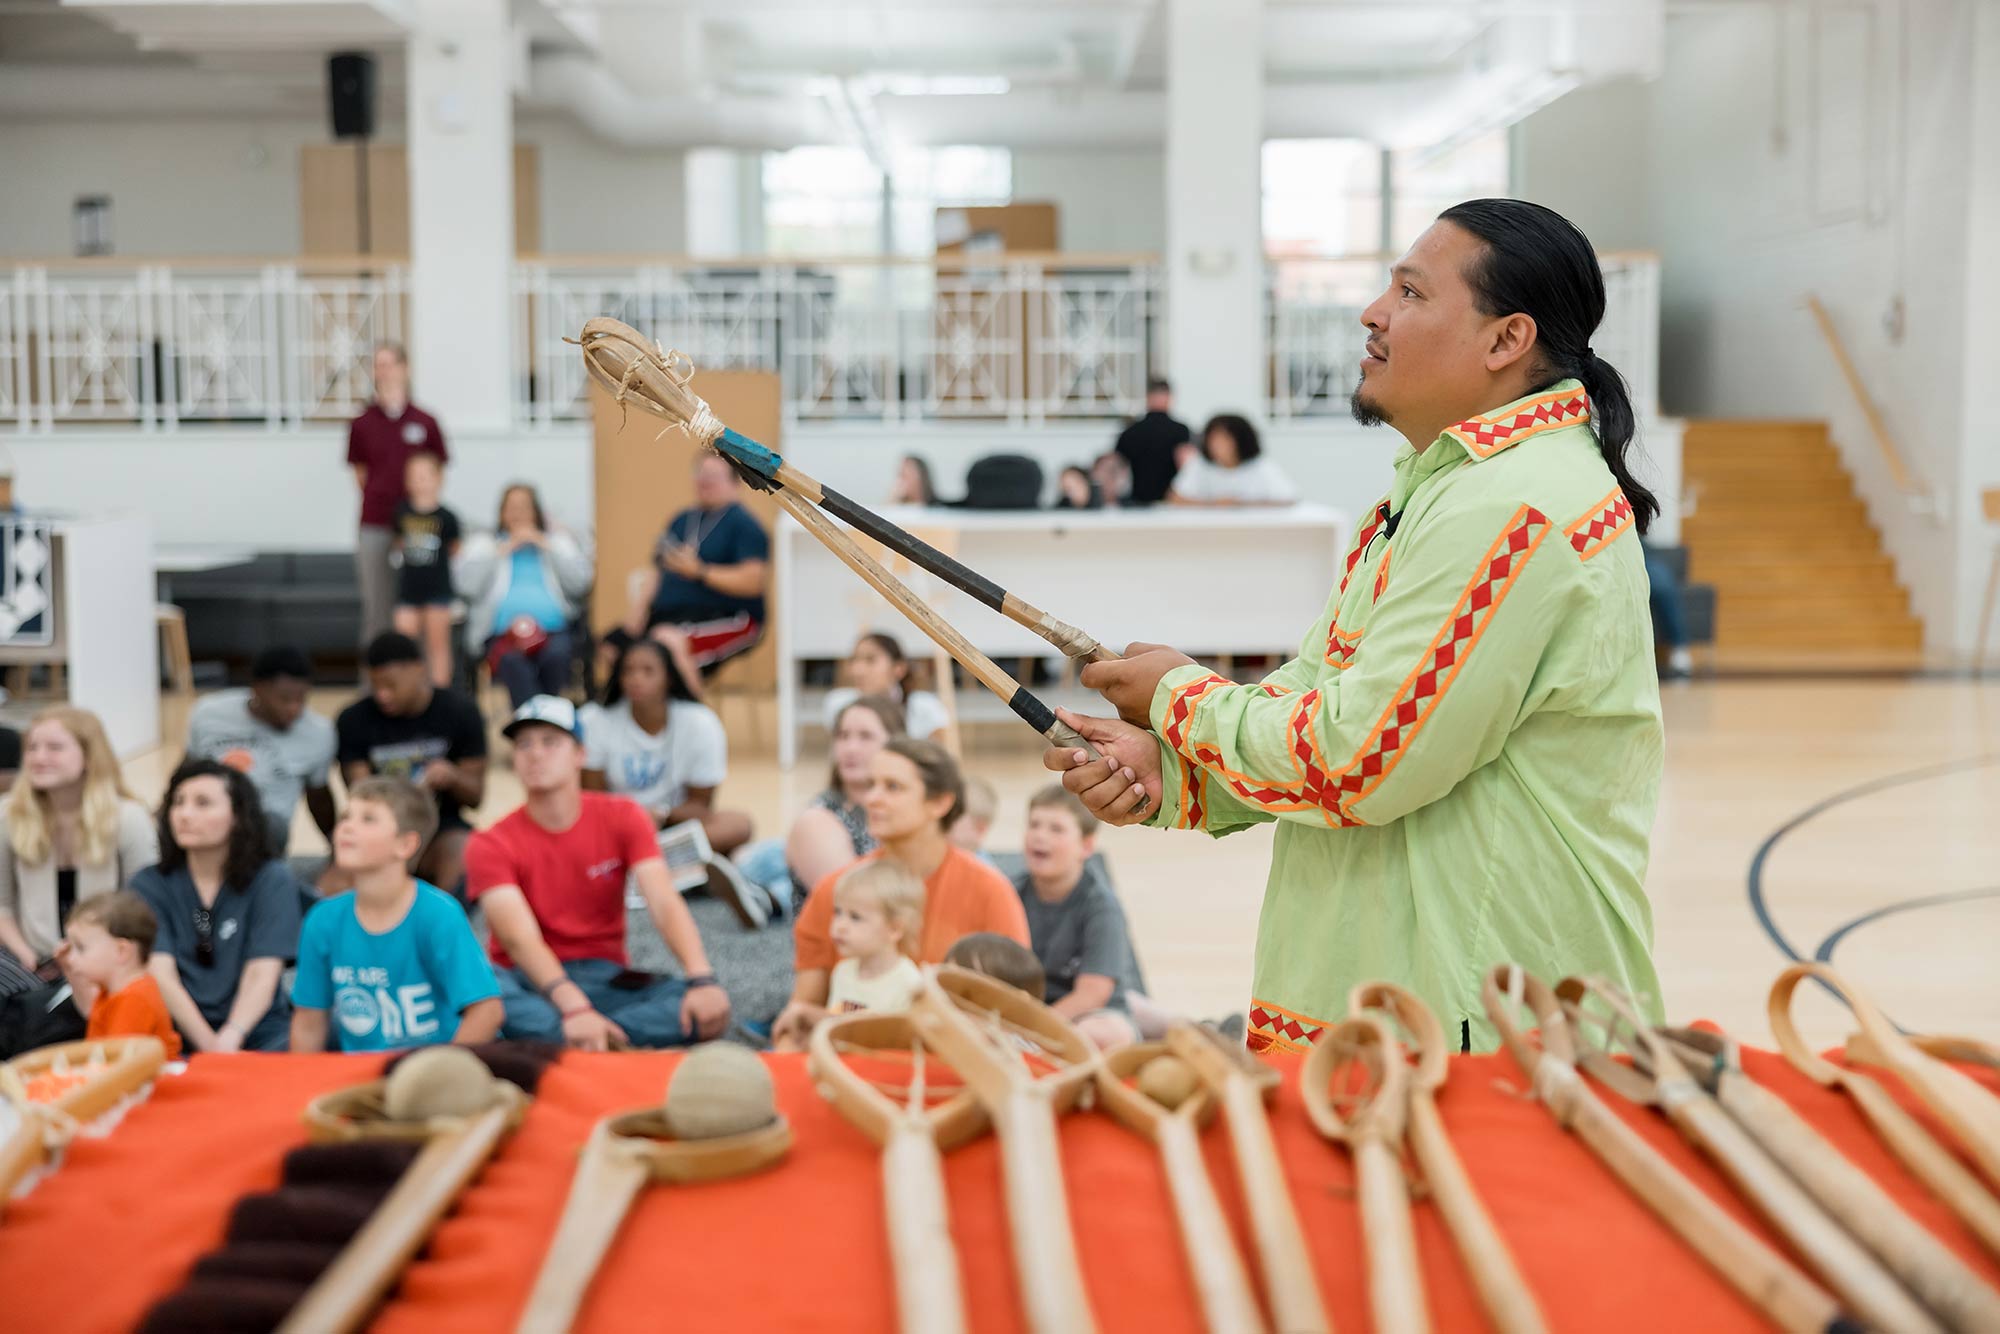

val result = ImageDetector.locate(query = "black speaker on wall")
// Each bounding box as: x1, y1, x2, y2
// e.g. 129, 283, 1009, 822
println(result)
329, 52, 376, 139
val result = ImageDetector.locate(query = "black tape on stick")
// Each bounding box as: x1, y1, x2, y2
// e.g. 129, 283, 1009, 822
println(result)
1006, 686, 1056, 735
817, 486, 1009, 613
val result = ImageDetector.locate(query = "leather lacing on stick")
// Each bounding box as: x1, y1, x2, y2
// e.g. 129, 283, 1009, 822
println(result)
1558, 976, 1944, 1334
1481, 964, 1860, 1334
137, 1042, 562, 1334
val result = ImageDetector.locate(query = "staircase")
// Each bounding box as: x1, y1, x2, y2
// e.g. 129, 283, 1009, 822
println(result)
1680, 421, 1924, 668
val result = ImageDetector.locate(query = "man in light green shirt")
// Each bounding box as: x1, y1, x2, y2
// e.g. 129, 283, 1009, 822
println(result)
1047, 200, 1665, 1052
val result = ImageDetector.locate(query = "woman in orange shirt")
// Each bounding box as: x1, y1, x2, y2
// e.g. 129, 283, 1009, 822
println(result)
772, 739, 1026, 1047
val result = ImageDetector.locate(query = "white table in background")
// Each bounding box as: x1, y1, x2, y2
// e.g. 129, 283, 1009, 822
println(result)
774, 503, 1346, 766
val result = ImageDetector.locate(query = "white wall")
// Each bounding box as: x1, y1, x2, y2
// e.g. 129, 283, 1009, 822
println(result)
1011, 149, 1166, 254
1517, 1, 1992, 654
0, 111, 684, 258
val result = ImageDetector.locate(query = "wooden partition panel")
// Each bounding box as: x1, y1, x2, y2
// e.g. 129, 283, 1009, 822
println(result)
589, 370, 783, 692
300, 144, 540, 256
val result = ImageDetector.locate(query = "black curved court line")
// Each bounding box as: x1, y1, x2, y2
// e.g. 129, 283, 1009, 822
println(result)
1813, 884, 2000, 963
1746, 753, 2000, 963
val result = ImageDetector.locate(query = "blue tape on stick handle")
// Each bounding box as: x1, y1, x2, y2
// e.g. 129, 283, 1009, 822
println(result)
717, 427, 783, 481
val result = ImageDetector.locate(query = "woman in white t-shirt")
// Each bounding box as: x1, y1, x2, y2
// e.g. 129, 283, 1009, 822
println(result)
822, 633, 952, 745
581, 638, 752, 856
1168, 413, 1298, 507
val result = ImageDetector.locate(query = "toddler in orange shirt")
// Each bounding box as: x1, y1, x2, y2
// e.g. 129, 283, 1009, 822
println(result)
64, 891, 183, 1058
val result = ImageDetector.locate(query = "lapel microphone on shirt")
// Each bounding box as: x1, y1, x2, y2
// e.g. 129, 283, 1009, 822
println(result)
1377, 502, 1403, 540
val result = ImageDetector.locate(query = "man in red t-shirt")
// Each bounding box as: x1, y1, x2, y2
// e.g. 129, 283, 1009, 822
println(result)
464, 695, 732, 1049
348, 344, 447, 650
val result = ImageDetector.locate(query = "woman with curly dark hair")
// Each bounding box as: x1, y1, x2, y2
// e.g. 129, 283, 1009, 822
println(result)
131, 759, 302, 1052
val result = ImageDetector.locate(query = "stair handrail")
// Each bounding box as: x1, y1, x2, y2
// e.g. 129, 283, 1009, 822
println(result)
1804, 295, 1928, 506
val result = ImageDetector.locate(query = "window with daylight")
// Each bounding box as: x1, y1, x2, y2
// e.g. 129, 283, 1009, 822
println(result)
1262, 139, 1384, 259
761, 145, 1012, 258
1388, 129, 1511, 250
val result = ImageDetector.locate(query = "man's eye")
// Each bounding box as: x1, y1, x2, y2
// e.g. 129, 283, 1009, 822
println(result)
1401, 284, 1418, 298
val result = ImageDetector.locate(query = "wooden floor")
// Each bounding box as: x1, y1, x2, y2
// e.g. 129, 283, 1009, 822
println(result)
128, 677, 2000, 1051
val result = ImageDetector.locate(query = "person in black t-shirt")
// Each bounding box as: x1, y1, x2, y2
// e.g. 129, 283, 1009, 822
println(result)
609, 454, 771, 678
392, 451, 463, 689
335, 633, 487, 893
1113, 377, 1191, 507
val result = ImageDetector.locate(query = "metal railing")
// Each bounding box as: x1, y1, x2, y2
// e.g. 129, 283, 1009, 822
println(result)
0, 250, 1659, 432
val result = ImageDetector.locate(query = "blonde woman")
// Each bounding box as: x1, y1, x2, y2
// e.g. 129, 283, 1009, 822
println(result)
0, 708, 158, 980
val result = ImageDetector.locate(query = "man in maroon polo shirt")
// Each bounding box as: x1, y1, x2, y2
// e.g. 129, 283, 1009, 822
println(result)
348, 344, 447, 651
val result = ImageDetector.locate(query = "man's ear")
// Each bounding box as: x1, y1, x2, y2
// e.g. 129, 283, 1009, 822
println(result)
1483, 312, 1539, 374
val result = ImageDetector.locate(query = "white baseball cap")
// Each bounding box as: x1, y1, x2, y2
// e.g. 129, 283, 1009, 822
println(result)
502, 694, 583, 741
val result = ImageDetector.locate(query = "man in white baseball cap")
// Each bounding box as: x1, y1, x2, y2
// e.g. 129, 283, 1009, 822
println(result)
462, 695, 731, 1048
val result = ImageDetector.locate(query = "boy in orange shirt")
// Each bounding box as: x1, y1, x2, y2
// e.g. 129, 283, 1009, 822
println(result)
65, 891, 183, 1058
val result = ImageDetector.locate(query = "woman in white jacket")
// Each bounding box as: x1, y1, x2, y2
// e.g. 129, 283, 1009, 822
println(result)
455, 483, 593, 706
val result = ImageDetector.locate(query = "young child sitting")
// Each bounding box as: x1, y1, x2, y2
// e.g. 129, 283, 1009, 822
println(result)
1012, 786, 1149, 1050
948, 775, 998, 860
825, 860, 925, 1016
66, 891, 182, 1058
942, 931, 1046, 1000
290, 777, 502, 1053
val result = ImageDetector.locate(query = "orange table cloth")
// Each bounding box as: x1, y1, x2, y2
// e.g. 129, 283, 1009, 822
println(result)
3, 1045, 1996, 1333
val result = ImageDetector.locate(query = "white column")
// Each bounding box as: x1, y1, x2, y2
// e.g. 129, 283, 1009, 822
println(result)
1165, 0, 1265, 425
685, 149, 742, 258
1955, 0, 2000, 656
407, 0, 515, 432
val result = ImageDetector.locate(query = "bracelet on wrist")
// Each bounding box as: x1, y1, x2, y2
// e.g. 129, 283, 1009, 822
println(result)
559, 1003, 593, 1020
684, 972, 719, 990
538, 975, 574, 1000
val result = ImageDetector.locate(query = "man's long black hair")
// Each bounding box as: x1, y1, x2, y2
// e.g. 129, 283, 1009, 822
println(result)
1440, 199, 1659, 535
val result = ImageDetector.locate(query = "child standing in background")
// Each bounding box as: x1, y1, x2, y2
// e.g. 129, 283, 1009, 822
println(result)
825, 860, 925, 1016
66, 891, 181, 1058
392, 451, 462, 689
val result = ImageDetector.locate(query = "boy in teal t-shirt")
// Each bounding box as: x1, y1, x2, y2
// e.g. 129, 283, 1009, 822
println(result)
291, 777, 501, 1053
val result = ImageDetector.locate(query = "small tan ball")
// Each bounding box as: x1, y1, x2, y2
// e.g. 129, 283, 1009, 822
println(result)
1136, 1055, 1200, 1111
382, 1046, 497, 1122
662, 1042, 777, 1140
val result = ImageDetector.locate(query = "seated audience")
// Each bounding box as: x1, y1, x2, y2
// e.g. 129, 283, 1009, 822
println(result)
66, 891, 181, 1058
943, 932, 1046, 999
1090, 451, 1132, 509
291, 777, 501, 1054
784, 695, 906, 905
890, 454, 938, 506
456, 483, 592, 708
392, 451, 463, 689
582, 639, 763, 925
949, 775, 997, 859
336, 632, 487, 894
1115, 377, 1191, 506
186, 645, 337, 854
822, 633, 950, 745
1053, 465, 1102, 510
0, 708, 158, 1013
1170, 414, 1297, 506
465, 696, 731, 1050
616, 454, 770, 675
774, 739, 1028, 1046
132, 761, 300, 1053
1013, 786, 1147, 1050
825, 860, 925, 1017
1642, 541, 1696, 679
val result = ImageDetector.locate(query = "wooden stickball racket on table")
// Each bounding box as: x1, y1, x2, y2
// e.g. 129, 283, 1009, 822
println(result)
1770, 964, 2000, 1260
808, 1011, 988, 1334
1654, 1024, 2000, 1332
1095, 1040, 1269, 1334
1301, 1013, 1429, 1334
0, 1037, 167, 1208
1482, 965, 1852, 1334
909, 965, 1103, 1334
1165, 1023, 1333, 1334
573, 318, 1128, 768
1558, 975, 1942, 1334
1348, 983, 1546, 1334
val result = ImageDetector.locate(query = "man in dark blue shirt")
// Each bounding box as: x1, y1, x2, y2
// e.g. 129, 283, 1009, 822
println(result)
615, 454, 770, 673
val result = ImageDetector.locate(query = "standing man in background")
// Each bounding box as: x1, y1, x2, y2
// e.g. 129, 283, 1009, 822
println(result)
348, 344, 447, 651
1114, 377, 1191, 506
